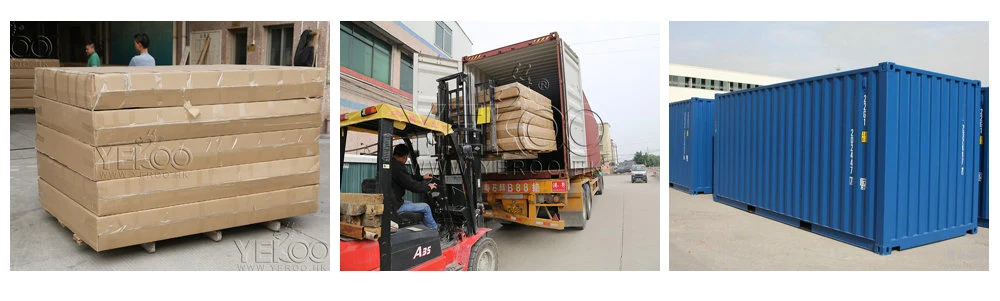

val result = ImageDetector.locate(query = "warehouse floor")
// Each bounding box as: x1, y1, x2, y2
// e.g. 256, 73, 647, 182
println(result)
669, 188, 989, 270
9, 114, 331, 271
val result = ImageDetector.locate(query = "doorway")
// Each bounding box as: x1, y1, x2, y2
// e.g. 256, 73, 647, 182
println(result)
229, 28, 248, 64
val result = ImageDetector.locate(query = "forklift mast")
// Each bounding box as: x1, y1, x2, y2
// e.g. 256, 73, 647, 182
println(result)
435, 72, 494, 236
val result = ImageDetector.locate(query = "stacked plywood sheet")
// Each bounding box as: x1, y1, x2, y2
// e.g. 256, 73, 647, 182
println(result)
33, 65, 326, 251
340, 193, 383, 240
10, 58, 58, 109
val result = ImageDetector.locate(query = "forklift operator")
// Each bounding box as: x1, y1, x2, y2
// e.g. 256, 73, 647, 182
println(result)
391, 144, 439, 230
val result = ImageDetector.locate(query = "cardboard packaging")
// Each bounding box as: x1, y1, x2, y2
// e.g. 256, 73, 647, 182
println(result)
38, 153, 321, 216
11, 98, 34, 109
33, 65, 326, 110
496, 122, 557, 141
11, 88, 33, 99
11, 58, 58, 109
39, 180, 318, 251
36, 124, 321, 181
10, 58, 60, 70
10, 79, 34, 89
35, 96, 322, 147
496, 137, 557, 152
10, 69, 36, 78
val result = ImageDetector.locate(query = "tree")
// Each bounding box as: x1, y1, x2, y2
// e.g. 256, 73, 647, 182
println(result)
633, 151, 660, 167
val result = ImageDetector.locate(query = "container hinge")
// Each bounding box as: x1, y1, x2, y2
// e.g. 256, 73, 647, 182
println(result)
859, 178, 867, 191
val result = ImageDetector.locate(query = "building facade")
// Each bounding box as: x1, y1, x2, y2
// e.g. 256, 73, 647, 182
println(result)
668, 64, 789, 102
339, 21, 473, 155
599, 123, 614, 166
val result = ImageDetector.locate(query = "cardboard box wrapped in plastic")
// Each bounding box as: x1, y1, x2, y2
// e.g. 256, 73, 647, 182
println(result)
34, 65, 326, 251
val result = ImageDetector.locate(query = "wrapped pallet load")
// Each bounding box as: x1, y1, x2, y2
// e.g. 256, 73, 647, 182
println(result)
10, 58, 59, 109
33, 65, 326, 251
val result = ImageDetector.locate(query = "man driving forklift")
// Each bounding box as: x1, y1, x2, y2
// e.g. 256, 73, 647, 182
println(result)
390, 144, 439, 230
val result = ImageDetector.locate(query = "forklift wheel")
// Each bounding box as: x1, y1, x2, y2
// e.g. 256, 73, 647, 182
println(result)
468, 237, 499, 271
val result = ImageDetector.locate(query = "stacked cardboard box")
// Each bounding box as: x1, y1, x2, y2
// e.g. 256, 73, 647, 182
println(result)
10, 58, 58, 109
33, 65, 326, 251
430, 82, 558, 153
489, 82, 558, 152
340, 193, 384, 240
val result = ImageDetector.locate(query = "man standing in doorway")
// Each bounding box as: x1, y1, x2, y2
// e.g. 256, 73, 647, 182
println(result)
128, 32, 155, 66
85, 42, 100, 67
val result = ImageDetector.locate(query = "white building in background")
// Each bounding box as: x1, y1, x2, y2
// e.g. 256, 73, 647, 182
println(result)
668, 64, 790, 102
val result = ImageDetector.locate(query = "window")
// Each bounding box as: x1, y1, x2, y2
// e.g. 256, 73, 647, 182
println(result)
400, 54, 413, 94
669, 75, 685, 87
435, 21, 452, 55
267, 25, 294, 66
340, 22, 392, 84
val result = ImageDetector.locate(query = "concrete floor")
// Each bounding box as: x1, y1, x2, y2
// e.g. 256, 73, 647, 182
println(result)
669, 187, 989, 270
489, 173, 660, 271
9, 113, 331, 271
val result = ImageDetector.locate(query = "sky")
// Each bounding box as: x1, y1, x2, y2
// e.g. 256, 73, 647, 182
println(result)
670, 22, 989, 85
461, 21, 661, 160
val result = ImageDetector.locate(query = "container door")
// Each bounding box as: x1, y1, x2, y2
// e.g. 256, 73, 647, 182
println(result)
560, 40, 588, 169
411, 53, 461, 157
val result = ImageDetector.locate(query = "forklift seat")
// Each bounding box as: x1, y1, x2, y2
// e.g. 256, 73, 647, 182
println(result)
396, 212, 425, 228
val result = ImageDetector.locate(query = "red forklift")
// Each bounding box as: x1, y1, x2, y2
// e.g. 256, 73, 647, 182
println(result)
339, 72, 499, 271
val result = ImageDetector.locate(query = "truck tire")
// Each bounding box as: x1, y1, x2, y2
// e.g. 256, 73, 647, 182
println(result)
468, 237, 499, 271
583, 184, 592, 220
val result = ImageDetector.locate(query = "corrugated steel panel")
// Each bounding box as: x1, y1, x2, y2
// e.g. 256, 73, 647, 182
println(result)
714, 62, 981, 255
669, 98, 714, 194
980, 87, 989, 228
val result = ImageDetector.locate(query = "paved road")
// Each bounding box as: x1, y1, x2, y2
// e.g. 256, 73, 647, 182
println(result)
9, 114, 331, 271
669, 188, 988, 270
489, 173, 660, 271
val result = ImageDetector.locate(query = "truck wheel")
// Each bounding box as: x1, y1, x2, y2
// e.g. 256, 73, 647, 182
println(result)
583, 184, 592, 220
468, 237, 499, 271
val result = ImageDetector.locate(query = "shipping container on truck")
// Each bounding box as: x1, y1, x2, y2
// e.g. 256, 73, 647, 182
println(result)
409, 32, 603, 230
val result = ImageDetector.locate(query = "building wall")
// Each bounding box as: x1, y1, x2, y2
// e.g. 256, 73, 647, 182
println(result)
397, 21, 473, 59
600, 123, 613, 164
181, 21, 332, 132
668, 63, 789, 102
340, 21, 472, 155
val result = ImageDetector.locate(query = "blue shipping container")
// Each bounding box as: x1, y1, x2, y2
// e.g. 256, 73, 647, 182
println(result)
980, 87, 989, 228
714, 62, 981, 255
669, 98, 714, 194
